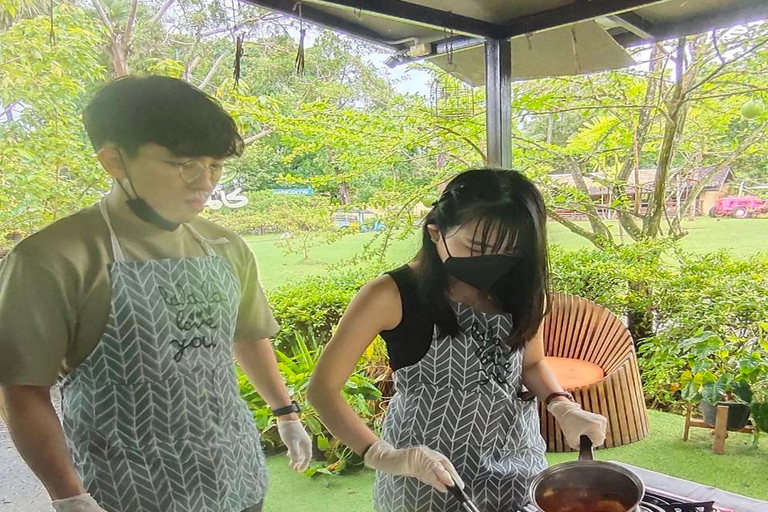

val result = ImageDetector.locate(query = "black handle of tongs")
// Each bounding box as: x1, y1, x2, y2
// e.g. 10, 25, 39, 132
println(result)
447, 480, 481, 512
579, 435, 594, 461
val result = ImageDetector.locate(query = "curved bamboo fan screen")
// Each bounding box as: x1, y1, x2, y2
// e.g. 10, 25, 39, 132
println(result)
540, 293, 649, 452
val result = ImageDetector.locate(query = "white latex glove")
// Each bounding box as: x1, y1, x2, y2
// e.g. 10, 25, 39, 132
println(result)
548, 400, 608, 449
51, 494, 108, 512
363, 440, 464, 493
277, 419, 312, 472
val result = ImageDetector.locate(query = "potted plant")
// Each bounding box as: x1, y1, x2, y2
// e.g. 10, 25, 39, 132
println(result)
680, 331, 755, 430
752, 379, 768, 434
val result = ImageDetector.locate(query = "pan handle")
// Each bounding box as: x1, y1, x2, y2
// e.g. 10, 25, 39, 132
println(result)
579, 435, 594, 461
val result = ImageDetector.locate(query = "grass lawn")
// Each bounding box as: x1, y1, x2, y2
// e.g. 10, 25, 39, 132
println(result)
262, 410, 768, 512
248, 217, 768, 289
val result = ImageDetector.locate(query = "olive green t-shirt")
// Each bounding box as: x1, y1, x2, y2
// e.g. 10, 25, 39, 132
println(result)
0, 201, 279, 386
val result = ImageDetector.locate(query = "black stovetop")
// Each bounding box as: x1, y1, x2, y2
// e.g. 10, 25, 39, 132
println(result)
641, 489, 716, 512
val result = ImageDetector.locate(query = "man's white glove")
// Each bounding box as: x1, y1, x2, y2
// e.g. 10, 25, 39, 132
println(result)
52, 494, 108, 512
363, 440, 464, 493
548, 400, 608, 449
277, 419, 312, 472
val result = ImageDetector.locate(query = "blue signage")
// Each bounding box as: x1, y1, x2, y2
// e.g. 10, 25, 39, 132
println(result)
272, 187, 314, 196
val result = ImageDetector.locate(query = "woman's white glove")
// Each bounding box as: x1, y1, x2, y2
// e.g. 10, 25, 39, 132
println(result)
277, 419, 313, 472
51, 494, 108, 512
363, 440, 464, 493
548, 400, 608, 449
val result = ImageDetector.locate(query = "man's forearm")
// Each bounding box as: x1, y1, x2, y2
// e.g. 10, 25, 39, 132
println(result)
234, 338, 298, 421
0, 385, 86, 500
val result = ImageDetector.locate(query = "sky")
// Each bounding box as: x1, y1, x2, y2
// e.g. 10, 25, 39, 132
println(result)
295, 27, 433, 97
365, 52, 432, 97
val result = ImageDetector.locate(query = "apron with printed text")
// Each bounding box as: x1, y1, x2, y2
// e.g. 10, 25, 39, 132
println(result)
60, 200, 267, 512
374, 303, 547, 512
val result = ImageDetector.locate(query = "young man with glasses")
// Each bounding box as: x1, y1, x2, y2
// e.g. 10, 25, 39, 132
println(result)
0, 76, 311, 512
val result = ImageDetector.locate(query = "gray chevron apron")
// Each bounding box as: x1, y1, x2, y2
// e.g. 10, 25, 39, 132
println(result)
60, 200, 267, 512
374, 303, 547, 512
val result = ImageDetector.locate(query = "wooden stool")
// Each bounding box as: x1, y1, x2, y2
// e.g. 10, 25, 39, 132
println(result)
683, 403, 755, 454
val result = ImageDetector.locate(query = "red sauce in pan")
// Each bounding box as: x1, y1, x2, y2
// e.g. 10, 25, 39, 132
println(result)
537, 488, 632, 512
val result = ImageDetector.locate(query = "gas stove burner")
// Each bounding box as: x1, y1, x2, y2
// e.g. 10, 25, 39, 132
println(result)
644, 490, 716, 512
520, 489, 718, 512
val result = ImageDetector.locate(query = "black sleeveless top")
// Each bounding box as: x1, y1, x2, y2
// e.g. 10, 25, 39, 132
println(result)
380, 265, 435, 371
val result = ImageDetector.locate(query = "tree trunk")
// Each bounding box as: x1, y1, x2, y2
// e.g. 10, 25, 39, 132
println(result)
569, 158, 612, 242
613, 43, 662, 241
338, 181, 351, 205
645, 38, 688, 238
626, 282, 655, 347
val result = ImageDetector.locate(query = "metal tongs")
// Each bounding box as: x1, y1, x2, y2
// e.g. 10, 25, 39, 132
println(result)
448, 479, 482, 512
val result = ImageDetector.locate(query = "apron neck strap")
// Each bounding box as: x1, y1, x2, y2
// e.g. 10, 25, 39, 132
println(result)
184, 223, 217, 257
99, 199, 216, 260
99, 199, 126, 263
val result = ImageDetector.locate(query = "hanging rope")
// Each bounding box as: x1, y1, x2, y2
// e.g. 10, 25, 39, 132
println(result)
230, 0, 242, 89
444, 27, 456, 71
233, 34, 244, 88
294, 2, 306, 75
571, 25, 582, 74
49, 0, 56, 47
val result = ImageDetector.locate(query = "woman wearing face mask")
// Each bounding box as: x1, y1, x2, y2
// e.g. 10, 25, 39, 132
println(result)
307, 169, 607, 512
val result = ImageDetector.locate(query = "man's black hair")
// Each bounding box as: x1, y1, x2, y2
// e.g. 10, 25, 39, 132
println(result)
82, 75, 244, 158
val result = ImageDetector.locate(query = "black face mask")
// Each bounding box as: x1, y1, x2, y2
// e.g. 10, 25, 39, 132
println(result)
125, 197, 180, 232
442, 237, 518, 293
116, 153, 180, 232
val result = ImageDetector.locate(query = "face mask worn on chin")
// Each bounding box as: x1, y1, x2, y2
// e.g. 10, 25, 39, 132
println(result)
116, 155, 180, 232
441, 236, 518, 293
124, 196, 180, 232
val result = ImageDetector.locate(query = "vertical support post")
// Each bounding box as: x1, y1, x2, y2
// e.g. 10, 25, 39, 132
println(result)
682, 403, 691, 441
484, 39, 512, 167
713, 404, 729, 455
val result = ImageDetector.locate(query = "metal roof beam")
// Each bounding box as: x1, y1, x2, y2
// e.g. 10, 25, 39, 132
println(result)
309, 0, 504, 38
498, 0, 667, 39
384, 35, 483, 67
609, 12, 654, 40
242, 0, 401, 49
613, 0, 768, 46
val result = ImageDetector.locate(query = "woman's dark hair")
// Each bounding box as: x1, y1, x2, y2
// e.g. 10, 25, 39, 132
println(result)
82, 75, 244, 159
413, 168, 549, 350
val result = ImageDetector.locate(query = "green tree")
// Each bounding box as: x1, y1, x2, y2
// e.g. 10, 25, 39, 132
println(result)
0, 3, 107, 242
513, 25, 768, 247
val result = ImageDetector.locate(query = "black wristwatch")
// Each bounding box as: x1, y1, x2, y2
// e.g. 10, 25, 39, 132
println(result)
271, 400, 302, 417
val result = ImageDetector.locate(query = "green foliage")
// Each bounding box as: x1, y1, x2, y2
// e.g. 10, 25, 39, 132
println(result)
639, 252, 768, 407
752, 379, 768, 433
513, 27, 768, 247
205, 191, 333, 235
548, 240, 672, 317
0, 0, 48, 29
237, 330, 384, 475
0, 3, 108, 244
266, 265, 383, 353
677, 331, 765, 404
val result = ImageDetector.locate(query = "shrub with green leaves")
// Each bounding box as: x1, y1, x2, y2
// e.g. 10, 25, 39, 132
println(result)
549, 241, 671, 318
238, 331, 384, 475
678, 330, 766, 405
639, 251, 768, 408
752, 379, 768, 433
266, 265, 384, 354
